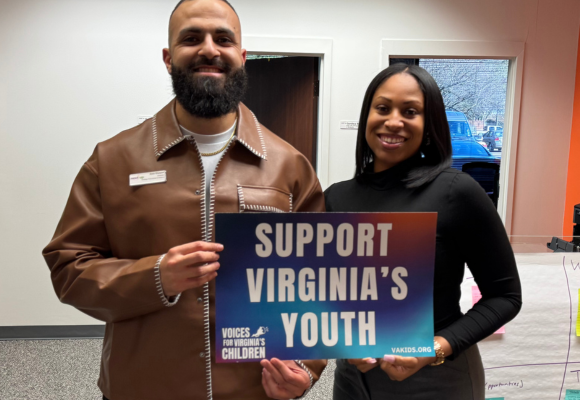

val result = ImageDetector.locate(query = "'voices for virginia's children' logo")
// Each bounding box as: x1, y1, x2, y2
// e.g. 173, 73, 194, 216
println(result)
221, 326, 268, 360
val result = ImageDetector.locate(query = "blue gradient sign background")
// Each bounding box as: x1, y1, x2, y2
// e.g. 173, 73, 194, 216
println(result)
215, 212, 436, 363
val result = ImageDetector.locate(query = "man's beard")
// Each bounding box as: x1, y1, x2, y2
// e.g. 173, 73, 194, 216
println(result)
171, 57, 248, 119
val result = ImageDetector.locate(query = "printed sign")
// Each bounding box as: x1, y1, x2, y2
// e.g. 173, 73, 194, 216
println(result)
214, 212, 437, 363
340, 121, 359, 130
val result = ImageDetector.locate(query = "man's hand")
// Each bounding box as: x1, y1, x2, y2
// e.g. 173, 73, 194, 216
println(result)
347, 358, 381, 373
260, 358, 310, 400
379, 355, 434, 381
159, 241, 223, 297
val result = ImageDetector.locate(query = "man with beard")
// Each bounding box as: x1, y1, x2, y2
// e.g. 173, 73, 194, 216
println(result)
42, 1, 326, 399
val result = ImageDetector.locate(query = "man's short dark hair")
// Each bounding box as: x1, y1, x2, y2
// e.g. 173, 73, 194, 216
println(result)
171, 0, 238, 18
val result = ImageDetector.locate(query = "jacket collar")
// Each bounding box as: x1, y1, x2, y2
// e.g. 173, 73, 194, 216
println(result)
236, 102, 268, 160
152, 99, 267, 160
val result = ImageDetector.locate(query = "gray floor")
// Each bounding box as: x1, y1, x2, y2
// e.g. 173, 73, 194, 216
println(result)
0, 339, 335, 400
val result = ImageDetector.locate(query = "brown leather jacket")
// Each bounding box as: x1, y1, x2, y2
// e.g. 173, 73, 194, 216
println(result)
43, 100, 326, 400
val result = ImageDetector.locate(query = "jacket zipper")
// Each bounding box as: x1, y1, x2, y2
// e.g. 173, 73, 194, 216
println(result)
195, 137, 237, 400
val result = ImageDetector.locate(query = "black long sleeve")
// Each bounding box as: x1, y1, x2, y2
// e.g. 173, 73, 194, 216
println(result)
324, 159, 522, 358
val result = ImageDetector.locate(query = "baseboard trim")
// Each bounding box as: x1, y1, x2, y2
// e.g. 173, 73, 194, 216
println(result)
0, 325, 105, 340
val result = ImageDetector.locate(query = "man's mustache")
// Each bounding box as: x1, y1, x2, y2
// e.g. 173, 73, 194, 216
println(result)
186, 57, 231, 73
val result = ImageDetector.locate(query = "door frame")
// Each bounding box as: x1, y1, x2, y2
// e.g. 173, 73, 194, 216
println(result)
381, 40, 525, 235
243, 36, 333, 188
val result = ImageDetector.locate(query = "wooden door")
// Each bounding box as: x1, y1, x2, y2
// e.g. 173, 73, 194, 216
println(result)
244, 57, 319, 169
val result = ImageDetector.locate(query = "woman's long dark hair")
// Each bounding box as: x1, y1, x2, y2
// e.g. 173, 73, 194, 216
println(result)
354, 63, 452, 188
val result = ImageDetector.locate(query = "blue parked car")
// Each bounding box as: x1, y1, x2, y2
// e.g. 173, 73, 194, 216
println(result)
450, 138, 499, 170
446, 111, 499, 170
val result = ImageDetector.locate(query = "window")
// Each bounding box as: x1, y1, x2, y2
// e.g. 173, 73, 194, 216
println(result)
391, 57, 510, 211
382, 39, 525, 246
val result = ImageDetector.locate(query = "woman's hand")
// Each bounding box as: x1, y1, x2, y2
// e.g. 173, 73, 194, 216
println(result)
380, 336, 452, 381
379, 355, 435, 381
260, 358, 311, 399
347, 358, 381, 373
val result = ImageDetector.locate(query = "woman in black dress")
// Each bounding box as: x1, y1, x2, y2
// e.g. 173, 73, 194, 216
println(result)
326, 64, 522, 400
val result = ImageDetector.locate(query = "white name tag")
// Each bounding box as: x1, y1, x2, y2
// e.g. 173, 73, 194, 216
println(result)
129, 171, 167, 187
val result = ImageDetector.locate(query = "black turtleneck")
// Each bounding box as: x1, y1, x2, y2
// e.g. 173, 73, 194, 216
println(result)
324, 158, 522, 358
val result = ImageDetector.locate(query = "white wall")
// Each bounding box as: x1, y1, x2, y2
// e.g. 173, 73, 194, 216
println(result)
1, 0, 578, 326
